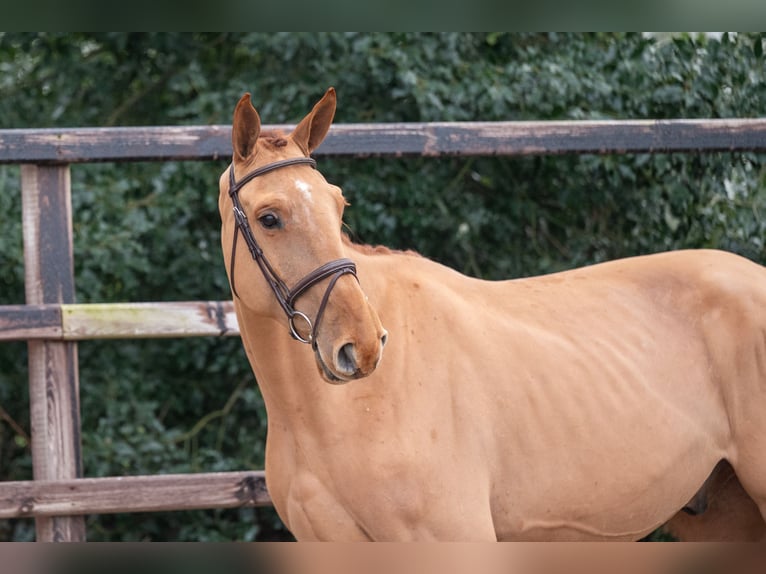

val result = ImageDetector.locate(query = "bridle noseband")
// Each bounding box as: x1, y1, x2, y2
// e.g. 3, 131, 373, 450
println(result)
227, 157, 358, 348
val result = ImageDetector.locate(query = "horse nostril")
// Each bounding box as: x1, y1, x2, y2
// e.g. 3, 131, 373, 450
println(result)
337, 342, 358, 375
380, 331, 388, 348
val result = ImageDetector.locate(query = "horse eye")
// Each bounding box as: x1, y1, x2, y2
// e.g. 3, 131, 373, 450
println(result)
258, 213, 281, 230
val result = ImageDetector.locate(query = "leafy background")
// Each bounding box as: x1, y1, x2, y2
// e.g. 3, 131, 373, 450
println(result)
0, 32, 765, 541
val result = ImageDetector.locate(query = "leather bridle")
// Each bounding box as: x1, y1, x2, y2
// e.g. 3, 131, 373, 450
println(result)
227, 157, 358, 348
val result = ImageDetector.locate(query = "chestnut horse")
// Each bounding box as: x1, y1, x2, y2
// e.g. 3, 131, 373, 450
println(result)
219, 88, 766, 541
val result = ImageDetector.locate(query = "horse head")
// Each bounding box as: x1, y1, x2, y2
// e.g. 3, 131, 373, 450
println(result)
220, 88, 387, 383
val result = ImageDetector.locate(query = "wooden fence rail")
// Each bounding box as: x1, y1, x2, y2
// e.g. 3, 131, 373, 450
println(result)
1, 119, 765, 541
0, 301, 239, 341
0, 471, 268, 519
2, 119, 766, 164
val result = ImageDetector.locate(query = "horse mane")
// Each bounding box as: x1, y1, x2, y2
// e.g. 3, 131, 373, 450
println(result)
342, 233, 421, 258
260, 130, 289, 148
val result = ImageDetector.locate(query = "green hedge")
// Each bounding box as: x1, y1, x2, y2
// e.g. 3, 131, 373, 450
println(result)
0, 32, 764, 541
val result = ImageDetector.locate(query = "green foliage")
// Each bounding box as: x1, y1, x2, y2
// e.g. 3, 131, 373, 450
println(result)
1, 32, 765, 541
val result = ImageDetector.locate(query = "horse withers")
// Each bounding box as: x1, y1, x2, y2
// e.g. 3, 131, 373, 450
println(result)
219, 87, 766, 541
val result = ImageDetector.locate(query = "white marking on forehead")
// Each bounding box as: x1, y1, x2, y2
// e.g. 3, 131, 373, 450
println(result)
295, 179, 313, 204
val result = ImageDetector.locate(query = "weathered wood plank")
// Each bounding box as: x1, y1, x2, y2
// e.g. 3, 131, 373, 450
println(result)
323, 119, 766, 157
1, 119, 766, 164
0, 471, 270, 518
60, 301, 239, 339
0, 125, 237, 164
0, 304, 61, 340
21, 164, 86, 542
0, 301, 240, 340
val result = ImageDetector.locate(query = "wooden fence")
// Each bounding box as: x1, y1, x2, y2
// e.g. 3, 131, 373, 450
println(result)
1, 118, 766, 541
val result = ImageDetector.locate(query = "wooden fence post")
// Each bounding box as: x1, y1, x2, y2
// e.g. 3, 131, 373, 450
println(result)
21, 164, 86, 542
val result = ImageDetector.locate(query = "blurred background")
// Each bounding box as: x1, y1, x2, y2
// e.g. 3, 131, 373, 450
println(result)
0, 32, 765, 540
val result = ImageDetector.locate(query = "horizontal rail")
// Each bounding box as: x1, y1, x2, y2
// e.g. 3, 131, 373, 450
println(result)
0, 471, 269, 518
1, 118, 766, 164
0, 301, 239, 341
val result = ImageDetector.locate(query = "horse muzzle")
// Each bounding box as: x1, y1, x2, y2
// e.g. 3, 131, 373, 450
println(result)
315, 329, 388, 384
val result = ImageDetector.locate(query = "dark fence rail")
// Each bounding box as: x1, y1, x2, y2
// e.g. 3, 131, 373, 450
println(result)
1, 119, 765, 541
2, 119, 766, 164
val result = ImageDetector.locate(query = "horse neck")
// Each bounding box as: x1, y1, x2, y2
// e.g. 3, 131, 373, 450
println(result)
235, 307, 330, 418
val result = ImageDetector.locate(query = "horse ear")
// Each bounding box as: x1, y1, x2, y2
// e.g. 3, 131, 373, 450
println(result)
291, 87, 336, 155
232, 93, 261, 163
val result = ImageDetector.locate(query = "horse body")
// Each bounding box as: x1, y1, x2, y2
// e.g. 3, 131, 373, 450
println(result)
221, 88, 766, 540
235, 244, 765, 540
